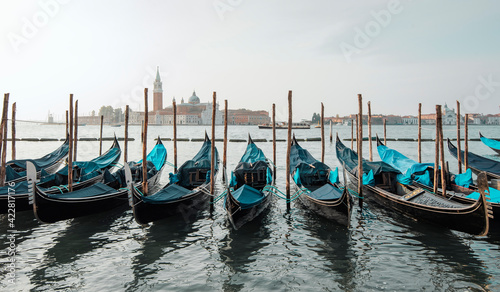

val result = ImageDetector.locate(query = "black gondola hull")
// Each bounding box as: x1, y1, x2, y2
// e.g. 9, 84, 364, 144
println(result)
32, 189, 128, 223
292, 181, 352, 226
0, 174, 103, 214
225, 190, 273, 230
345, 170, 488, 235
131, 185, 210, 225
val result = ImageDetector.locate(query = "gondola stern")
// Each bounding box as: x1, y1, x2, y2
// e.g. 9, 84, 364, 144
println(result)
248, 134, 254, 145
476, 172, 491, 236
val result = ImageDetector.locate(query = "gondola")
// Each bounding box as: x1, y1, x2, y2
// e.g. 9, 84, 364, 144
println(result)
0, 137, 121, 214
378, 136, 499, 227
448, 138, 500, 180
289, 135, 352, 225
4, 135, 69, 184
28, 138, 166, 223
127, 134, 218, 225
224, 135, 273, 229
480, 132, 500, 155
336, 136, 491, 236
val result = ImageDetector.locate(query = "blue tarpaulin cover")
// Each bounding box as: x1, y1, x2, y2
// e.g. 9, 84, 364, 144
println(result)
329, 168, 339, 185
290, 138, 331, 186
8, 138, 69, 172
142, 184, 192, 204
240, 142, 267, 164
232, 138, 271, 189
466, 187, 500, 203
230, 184, 265, 209
378, 144, 434, 185
138, 141, 167, 171
47, 182, 116, 199
308, 183, 343, 200
174, 138, 218, 188
294, 168, 302, 185
480, 134, 500, 151
336, 139, 400, 177
454, 168, 473, 188
363, 170, 375, 186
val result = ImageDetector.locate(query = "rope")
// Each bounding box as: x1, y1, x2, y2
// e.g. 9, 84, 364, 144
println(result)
49, 186, 64, 194
165, 160, 176, 168
340, 186, 364, 199
133, 186, 144, 196
263, 185, 307, 202
210, 189, 228, 204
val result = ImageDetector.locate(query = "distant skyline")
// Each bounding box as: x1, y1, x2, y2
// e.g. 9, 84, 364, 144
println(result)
1, 1, 499, 122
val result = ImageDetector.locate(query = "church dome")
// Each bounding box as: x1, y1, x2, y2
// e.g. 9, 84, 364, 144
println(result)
188, 91, 200, 104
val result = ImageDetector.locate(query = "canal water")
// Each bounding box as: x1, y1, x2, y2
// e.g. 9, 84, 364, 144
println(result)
1, 123, 499, 291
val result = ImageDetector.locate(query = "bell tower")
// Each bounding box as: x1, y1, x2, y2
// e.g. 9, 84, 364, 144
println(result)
153, 66, 163, 111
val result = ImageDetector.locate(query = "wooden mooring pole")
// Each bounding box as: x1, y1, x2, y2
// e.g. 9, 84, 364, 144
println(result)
142, 89, 148, 196
357, 94, 363, 209
433, 105, 440, 194
464, 114, 469, 170
321, 102, 325, 163
0, 94, 9, 187
173, 100, 177, 172
124, 105, 129, 163
456, 100, 462, 174
223, 100, 228, 183
286, 91, 292, 211
74, 100, 78, 161
438, 108, 446, 197
11, 102, 16, 160
418, 103, 422, 163
368, 101, 372, 161
68, 94, 74, 192
210, 92, 216, 209
272, 103, 276, 183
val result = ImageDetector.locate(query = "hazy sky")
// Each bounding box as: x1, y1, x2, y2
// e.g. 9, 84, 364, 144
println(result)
1, 0, 499, 122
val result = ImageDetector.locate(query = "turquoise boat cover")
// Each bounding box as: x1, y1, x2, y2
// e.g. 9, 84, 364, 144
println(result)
377, 144, 434, 186
480, 134, 500, 151
466, 187, 500, 203
8, 138, 69, 172
138, 141, 167, 171
47, 182, 117, 199
453, 168, 473, 188
336, 139, 400, 177
239, 142, 267, 164
363, 170, 375, 186
0, 169, 54, 196
290, 139, 331, 186
170, 138, 218, 188
6, 165, 26, 181
230, 184, 265, 209
142, 184, 192, 204
307, 183, 343, 200
329, 168, 339, 185
232, 139, 271, 189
